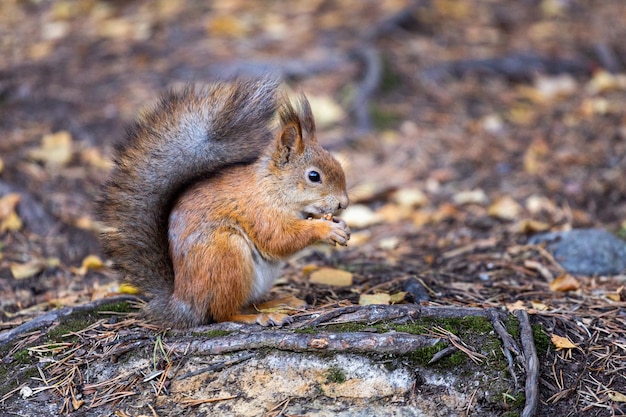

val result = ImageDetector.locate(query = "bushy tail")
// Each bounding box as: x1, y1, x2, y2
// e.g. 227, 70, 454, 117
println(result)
97, 78, 279, 323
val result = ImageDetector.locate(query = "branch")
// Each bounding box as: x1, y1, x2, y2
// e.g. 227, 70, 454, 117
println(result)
515, 309, 539, 417
168, 330, 441, 356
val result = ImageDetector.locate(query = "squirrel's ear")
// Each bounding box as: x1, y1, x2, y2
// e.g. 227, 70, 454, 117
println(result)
273, 122, 305, 165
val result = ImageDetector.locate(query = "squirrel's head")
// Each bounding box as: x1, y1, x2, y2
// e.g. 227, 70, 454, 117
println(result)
268, 94, 349, 219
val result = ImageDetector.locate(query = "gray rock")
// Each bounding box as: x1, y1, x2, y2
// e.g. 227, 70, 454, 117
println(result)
528, 228, 626, 276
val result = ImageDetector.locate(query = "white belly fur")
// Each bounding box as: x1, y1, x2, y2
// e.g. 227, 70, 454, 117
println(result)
250, 248, 283, 301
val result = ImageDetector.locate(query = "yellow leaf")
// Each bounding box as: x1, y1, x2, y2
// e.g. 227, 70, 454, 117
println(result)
531, 301, 549, 311
0, 193, 20, 218
506, 300, 526, 312
119, 283, 141, 295
390, 292, 407, 304
81, 147, 113, 170
392, 188, 428, 208
606, 286, 624, 302
551, 334, 578, 350
309, 268, 353, 287
549, 273, 580, 292
515, 219, 551, 234
488, 196, 522, 220
72, 255, 104, 276
1, 211, 23, 232
0, 157, 3, 173
608, 391, 626, 402
301, 264, 319, 275
10, 260, 46, 280
359, 293, 391, 306
28, 131, 73, 167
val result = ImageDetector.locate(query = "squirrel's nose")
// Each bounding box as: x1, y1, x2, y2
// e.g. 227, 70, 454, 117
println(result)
338, 193, 349, 210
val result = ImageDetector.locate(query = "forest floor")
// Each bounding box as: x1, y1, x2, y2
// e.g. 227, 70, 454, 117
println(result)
1, 1, 626, 416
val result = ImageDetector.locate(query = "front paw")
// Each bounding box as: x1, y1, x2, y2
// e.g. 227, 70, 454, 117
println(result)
325, 217, 350, 246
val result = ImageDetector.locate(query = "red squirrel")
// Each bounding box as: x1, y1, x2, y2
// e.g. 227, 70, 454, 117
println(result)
98, 78, 350, 328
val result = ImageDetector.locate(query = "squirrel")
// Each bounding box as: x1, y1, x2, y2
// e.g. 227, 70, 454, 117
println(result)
98, 78, 350, 328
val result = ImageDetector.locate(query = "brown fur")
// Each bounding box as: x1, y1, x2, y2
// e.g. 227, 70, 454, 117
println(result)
98, 78, 350, 328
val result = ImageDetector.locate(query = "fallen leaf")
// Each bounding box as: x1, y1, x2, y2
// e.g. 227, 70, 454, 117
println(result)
531, 301, 549, 311
309, 268, 353, 287
301, 264, 319, 275
506, 300, 526, 312
10, 260, 46, 280
392, 187, 428, 208
71, 255, 104, 276
119, 283, 141, 295
514, 219, 551, 234
0, 193, 20, 218
341, 204, 382, 228
452, 189, 488, 205
551, 334, 578, 350
306, 94, 345, 128
523, 138, 549, 175
549, 273, 580, 292
488, 196, 522, 220
608, 391, 626, 403
28, 131, 73, 167
378, 236, 400, 250
0, 157, 3, 173
606, 286, 624, 302
81, 147, 113, 170
1, 211, 23, 232
389, 292, 407, 304
359, 293, 391, 306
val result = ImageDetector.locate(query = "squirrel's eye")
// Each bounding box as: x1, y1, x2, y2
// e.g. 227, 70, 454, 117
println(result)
307, 170, 321, 183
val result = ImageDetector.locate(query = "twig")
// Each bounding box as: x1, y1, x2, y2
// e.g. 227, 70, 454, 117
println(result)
515, 310, 539, 417
489, 309, 521, 389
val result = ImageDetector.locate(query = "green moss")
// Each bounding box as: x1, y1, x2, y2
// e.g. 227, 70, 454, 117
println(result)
191, 329, 232, 338
325, 366, 346, 384
95, 301, 133, 314
532, 324, 550, 355
504, 316, 520, 339
405, 341, 448, 366
46, 317, 92, 342
12, 349, 31, 364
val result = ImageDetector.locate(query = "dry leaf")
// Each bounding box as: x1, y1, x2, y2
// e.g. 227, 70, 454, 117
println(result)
28, 131, 73, 167
452, 189, 488, 205
378, 237, 400, 250
81, 147, 113, 170
392, 188, 428, 208
608, 391, 626, 403
488, 196, 522, 220
71, 255, 104, 276
606, 286, 624, 302
549, 273, 580, 292
506, 300, 526, 312
523, 138, 549, 175
389, 291, 407, 304
10, 260, 46, 280
359, 293, 391, 306
531, 301, 549, 311
0, 157, 3, 173
551, 334, 578, 350
301, 264, 319, 275
309, 267, 353, 287
1, 211, 23, 232
515, 219, 551, 234
307, 94, 345, 128
118, 283, 141, 295
341, 204, 382, 228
